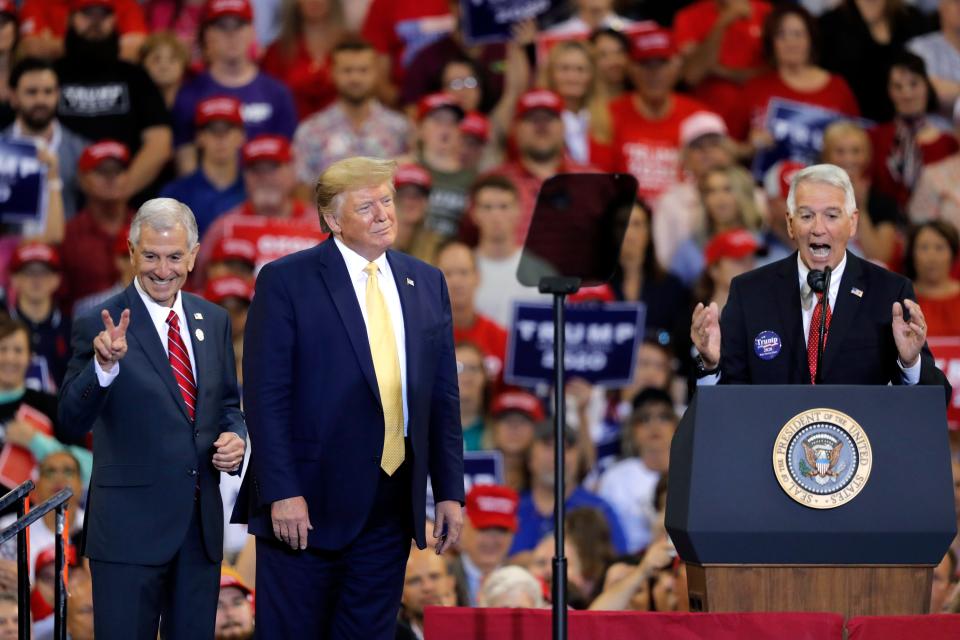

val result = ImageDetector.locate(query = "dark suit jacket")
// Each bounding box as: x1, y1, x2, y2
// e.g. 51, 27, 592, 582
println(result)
233, 238, 464, 550
719, 252, 950, 397
58, 284, 245, 565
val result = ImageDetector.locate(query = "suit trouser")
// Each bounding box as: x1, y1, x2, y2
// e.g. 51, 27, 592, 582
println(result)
255, 445, 414, 640
90, 498, 219, 640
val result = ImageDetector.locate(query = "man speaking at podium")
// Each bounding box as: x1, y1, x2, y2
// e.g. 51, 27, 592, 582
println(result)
691, 163, 949, 395
234, 157, 465, 638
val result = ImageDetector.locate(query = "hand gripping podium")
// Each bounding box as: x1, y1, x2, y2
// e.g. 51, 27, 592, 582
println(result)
666, 385, 956, 617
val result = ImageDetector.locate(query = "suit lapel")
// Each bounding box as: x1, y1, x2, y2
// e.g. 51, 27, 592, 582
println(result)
123, 284, 192, 422
182, 295, 209, 420
316, 239, 382, 407
821, 252, 865, 378
775, 254, 807, 382
387, 250, 419, 420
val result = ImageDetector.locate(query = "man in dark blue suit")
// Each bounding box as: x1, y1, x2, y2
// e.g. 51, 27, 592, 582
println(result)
59, 198, 247, 640
691, 163, 949, 395
234, 156, 465, 638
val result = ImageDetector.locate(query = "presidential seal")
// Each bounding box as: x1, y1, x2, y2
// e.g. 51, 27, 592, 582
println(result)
772, 408, 872, 509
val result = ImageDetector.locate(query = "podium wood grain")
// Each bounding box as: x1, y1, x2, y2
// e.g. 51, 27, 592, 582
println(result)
685, 564, 933, 617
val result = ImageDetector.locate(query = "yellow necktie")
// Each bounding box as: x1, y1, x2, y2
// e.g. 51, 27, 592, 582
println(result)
364, 262, 405, 475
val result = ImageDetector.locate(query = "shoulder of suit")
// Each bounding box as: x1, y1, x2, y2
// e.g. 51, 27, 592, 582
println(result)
259, 242, 326, 275
388, 249, 441, 279
731, 254, 789, 290
181, 292, 228, 321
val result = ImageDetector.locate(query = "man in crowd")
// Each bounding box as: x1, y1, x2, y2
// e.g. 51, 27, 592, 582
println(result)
216, 567, 255, 640
59, 198, 246, 638
450, 484, 519, 606
392, 163, 442, 263
692, 164, 950, 394
470, 175, 546, 328
399, 544, 457, 639
54, 0, 171, 200
72, 224, 136, 318
19, 0, 146, 62
294, 38, 410, 194
194, 135, 325, 288
4, 57, 88, 219
204, 237, 256, 284
609, 28, 707, 204
8, 243, 71, 389
436, 241, 508, 387
60, 140, 134, 310
234, 157, 464, 637
0, 592, 18, 638
172, 0, 296, 174
161, 96, 247, 236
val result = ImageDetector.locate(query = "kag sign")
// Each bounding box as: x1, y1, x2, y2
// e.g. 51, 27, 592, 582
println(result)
0, 138, 47, 226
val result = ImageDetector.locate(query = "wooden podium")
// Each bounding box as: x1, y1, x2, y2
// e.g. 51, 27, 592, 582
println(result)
667, 386, 955, 618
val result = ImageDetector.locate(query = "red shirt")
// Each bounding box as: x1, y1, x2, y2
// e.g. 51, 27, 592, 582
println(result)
360, 0, 453, 84
732, 71, 860, 140
194, 200, 327, 289
869, 121, 959, 209
673, 0, 772, 128
609, 93, 708, 203
261, 39, 337, 120
20, 0, 147, 38
454, 313, 508, 391
60, 210, 134, 310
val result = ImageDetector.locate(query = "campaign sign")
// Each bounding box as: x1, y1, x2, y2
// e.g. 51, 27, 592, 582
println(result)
0, 138, 46, 226
751, 99, 873, 181
505, 302, 645, 387
426, 450, 504, 519
460, 0, 559, 45
928, 337, 960, 431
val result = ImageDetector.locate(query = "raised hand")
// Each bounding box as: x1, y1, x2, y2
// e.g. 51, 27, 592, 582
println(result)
93, 308, 130, 371
892, 300, 926, 368
691, 302, 722, 369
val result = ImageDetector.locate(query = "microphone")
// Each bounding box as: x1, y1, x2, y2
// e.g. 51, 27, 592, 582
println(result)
807, 267, 832, 383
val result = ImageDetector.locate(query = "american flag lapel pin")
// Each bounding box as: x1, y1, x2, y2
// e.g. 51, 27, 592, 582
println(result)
851, 287, 863, 298
194, 312, 203, 320
406, 277, 415, 287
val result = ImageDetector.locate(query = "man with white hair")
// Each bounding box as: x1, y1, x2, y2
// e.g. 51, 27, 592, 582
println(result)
690, 163, 949, 392
59, 197, 247, 639
478, 566, 545, 609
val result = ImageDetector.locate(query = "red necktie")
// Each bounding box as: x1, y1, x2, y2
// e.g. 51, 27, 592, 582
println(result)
166, 310, 197, 420
807, 291, 832, 384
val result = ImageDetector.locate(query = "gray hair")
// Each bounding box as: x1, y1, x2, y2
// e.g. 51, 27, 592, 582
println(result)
478, 566, 545, 609
129, 198, 200, 248
786, 163, 857, 217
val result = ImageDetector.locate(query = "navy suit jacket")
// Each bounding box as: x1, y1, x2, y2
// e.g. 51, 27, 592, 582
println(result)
232, 238, 464, 550
719, 251, 950, 397
58, 284, 246, 565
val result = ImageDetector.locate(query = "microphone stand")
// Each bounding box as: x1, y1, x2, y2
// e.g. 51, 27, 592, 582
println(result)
815, 266, 832, 384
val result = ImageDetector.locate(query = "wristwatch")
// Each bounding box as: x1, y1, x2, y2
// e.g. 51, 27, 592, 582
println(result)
694, 354, 719, 378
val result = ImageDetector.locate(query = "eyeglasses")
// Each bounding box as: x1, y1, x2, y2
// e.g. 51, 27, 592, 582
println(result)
635, 410, 675, 425
456, 361, 484, 375
39, 466, 79, 480
447, 77, 478, 91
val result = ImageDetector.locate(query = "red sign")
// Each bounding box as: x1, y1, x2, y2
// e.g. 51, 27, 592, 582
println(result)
927, 337, 960, 431
222, 215, 327, 275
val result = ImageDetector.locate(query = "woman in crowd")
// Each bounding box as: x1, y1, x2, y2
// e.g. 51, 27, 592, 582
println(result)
692, 228, 760, 312
590, 28, 632, 102
909, 113, 960, 231
821, 120, 902, 266
456, 342, 489, 452
140, 32, 191, 109
261, 0, 344, 120
442, 56, 486, 115
903, 221, 960, 339
736, 4, 859, 151
671, 166, 763, 286
870, 52, 958, 208
540, 39, 611, 166
142, 0, 205, 71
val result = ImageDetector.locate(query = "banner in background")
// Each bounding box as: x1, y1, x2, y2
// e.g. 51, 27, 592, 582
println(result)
0, 138, 46, 227
460, 0, 558, 45
505, 302, 645, 387
927, 337, 960, 431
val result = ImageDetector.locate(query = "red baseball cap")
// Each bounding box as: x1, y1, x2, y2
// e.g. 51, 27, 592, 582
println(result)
460, 111, 490, 142
569, 284, 615, 304
202, 0, 253, 24
491, 390, 545, 422
205, 276, 254, 304
704, 229, 759, 266
394, 163, 432, 192
78, 139, 130, 173
35, 545, 78, 575
195, 96, 244, 128
0, 0, 17, 18
70, 0, 115, 12
465, 484, 519, 531
680, 111, 727, 147
417, 93, 465, 123
10, 242, 61, 272
211, 237, 257, 266
764, 159, 806, 200
242, 134, 291, 166
630, 27, 675, 62
515, 89, 563, 120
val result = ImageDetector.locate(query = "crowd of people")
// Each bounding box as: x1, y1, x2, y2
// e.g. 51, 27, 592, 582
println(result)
1, 0, 960, 637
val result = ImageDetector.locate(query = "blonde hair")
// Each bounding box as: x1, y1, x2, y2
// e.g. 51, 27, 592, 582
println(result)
139, 31, 189, 66
315, 157, 398, 233
540, 40, 612, 145
821, 120, 872, 164
701, 166, 763, 233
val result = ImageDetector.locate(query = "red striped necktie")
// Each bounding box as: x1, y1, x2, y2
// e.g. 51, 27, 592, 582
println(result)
166, 310, 197, 420
807, 291, 832, 384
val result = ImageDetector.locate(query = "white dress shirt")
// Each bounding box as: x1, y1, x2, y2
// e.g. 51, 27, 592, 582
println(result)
95, 277, 198, 386
698, 254, 919, 385
334, 238, 409, 436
